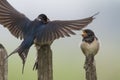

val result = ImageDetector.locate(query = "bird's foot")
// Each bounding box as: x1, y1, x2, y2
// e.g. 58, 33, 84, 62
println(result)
33, 59, 38, 70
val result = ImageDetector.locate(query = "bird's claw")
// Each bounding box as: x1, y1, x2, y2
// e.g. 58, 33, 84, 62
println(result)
33, 59, 38, 70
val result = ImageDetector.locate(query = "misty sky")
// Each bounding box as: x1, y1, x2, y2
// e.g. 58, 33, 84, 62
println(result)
0, 0, 120, 80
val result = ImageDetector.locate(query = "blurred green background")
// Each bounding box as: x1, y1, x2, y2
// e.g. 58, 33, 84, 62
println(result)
0, 0, 120, 80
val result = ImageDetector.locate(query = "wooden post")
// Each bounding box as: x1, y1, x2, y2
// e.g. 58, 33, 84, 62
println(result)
0, 44, 8, 80
37, 44, 53, 80
84, 54, 97, 80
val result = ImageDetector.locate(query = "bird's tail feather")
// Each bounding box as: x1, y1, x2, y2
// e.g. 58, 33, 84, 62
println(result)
86, 54, 94, 64
5, 47, 19, 60
84, 54, 95, 69
5, 46, 29, 74
19, 49, 29, 74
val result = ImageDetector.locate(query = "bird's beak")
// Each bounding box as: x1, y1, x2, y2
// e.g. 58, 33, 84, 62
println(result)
81, 30, 87, 37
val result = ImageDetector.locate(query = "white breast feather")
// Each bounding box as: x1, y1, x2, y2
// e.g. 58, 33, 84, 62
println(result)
81, 38, 99, 56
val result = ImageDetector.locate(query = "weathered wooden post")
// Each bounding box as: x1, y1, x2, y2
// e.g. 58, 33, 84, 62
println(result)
0, 44, 8, 80
84, 54, 97, 80
37, 44, 53, 80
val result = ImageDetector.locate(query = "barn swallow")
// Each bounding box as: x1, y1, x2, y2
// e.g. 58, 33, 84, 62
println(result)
0, 0, 96, 73
81, 29, 99, 60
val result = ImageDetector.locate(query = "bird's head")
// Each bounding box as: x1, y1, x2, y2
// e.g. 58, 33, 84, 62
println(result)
81, 29, 95, 38
36, 14, 49, 23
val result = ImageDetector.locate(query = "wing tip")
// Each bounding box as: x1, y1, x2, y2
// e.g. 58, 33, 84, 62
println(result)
92, 12, 100, 19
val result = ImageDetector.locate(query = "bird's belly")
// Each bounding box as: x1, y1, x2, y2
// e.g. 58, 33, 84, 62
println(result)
81, 40, 99, 56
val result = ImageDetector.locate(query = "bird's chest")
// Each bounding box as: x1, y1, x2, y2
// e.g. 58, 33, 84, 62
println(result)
81, 39, 99, 56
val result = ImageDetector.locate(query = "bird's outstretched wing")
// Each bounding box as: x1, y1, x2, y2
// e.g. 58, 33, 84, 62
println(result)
0, 0, 31, 39
37, 15, 95, 43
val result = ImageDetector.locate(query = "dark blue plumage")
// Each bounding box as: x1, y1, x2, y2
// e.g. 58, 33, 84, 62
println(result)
0, 0, 96, 73
6, 19, 44, 73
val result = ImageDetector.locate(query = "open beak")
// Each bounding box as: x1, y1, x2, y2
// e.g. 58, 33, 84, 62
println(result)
81, 30, 87, 37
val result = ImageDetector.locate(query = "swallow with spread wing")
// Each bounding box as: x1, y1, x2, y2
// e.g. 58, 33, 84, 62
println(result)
81, 29, 99, 63
0, 0, 97, 73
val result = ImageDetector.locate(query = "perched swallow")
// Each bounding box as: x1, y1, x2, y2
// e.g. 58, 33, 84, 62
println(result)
81, 29, 99, 60
0, 0, 96, 73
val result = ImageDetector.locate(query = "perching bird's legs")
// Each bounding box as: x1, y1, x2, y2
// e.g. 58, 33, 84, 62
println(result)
33, 44, 40, 70
33, 44, 52, 70
33, 56, 38, 70
5, 47, 29, 74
